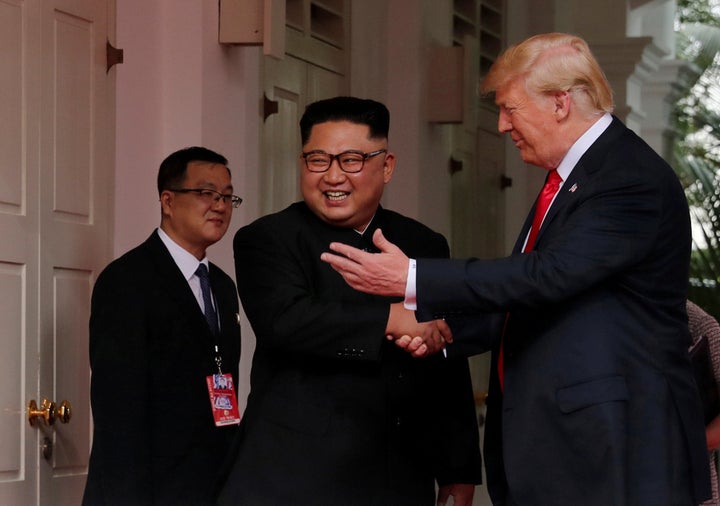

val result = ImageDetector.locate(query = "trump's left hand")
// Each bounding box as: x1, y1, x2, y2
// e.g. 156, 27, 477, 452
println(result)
320, 228, 408, 297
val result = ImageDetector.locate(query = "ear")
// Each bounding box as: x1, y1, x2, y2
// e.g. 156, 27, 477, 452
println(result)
553, 90, 571, 121
159, 190, 174, 217
382, 151, 396, 183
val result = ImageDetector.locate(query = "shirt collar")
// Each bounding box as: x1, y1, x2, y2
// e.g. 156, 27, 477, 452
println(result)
556, 113, 612, 181
354, 211, 378, 236
157, 227, 209, 281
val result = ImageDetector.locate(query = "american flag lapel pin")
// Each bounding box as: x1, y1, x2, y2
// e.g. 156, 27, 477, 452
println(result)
569, 183, 578, 193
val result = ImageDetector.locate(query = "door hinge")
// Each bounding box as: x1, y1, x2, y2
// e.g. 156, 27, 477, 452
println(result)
263, 93, 279, 122
106, 40, 124, 73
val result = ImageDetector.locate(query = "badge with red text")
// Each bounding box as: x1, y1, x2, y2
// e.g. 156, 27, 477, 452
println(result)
206, 373, 241, 426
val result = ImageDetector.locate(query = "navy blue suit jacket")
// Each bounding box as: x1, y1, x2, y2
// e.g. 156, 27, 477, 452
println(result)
418, 118, 711, 505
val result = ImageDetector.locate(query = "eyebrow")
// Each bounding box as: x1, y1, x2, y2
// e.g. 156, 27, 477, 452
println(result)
192, 180, 233, 190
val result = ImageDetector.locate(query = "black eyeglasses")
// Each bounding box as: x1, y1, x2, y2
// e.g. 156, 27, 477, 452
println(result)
168, 188, 243, 208
301, 149, 387, 173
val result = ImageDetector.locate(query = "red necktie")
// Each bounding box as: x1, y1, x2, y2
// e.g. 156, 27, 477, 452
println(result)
498, 170, 562, 390
524, 170, 563, 253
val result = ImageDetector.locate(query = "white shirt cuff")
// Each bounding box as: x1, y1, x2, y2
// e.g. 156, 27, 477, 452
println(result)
404, 258, 417, 310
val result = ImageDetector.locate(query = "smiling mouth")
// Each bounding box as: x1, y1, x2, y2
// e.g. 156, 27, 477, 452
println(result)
325, 191, 349, 202
207, 215, 225, 225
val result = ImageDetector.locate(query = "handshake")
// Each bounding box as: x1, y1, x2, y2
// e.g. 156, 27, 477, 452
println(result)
318, 228, 454, 358
386, 303, 452, 358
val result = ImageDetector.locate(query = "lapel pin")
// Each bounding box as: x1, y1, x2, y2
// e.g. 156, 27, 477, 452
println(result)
569, 183, 578, 193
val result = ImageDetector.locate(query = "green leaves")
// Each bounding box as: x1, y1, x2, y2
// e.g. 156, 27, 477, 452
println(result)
674, 4, 720, 317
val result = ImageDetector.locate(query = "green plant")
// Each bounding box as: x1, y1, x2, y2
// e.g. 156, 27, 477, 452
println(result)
674, 0, 720, 319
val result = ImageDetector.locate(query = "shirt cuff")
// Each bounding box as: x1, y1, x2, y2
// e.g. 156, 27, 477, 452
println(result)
404, 258, 417, 310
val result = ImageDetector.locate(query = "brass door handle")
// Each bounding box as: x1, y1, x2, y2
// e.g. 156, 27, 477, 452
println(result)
27, 399, 72, 426
56, 399, 72, 423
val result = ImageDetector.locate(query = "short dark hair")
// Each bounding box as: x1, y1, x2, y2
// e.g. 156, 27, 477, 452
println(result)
299, 96, 390, 145
157, 146, 228, 194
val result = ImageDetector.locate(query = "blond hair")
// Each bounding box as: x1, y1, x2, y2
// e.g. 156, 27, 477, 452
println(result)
481, 33, 614, 115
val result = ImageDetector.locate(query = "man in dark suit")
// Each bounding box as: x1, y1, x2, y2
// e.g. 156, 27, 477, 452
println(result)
216, 97, 482, 505
322, 34, 712, 505
83, 147, 242, 506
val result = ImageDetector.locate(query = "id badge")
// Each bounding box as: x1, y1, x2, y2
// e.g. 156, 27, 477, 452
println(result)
206, 373, 241, 426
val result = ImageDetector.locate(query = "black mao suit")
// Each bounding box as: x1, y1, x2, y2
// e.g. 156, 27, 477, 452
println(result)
217, 202, 482, 505
83, 231, 241, 506
418, 117, 712, 505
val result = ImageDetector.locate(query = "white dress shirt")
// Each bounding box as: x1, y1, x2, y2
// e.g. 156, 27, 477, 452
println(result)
157, 227, 214, 313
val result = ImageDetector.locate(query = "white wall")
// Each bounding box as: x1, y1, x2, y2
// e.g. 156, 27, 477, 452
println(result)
115, 0, 261, 271
115, 0, 262, 408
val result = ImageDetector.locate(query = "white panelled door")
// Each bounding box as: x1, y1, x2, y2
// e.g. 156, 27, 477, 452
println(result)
0, 0, 114, 504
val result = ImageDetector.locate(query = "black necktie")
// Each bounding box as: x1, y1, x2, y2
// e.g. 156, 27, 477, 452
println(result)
195, 264, 219, 335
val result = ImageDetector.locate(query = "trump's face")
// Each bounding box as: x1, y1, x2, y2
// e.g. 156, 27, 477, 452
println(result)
495, 78, 565, 170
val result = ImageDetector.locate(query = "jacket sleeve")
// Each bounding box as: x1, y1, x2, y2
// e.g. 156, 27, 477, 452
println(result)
417, 150, 688, 316
233, 220, 389, 362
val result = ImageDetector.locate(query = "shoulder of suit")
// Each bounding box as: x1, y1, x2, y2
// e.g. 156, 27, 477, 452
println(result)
235, 202, 319, 244
100, 234, 153, 269
94, 240, 160, 295
208, 262, 235, 283
379, 208, 445, 238
238, 201, 304, 230
375, 209, 449, 258
100, 228, 188, 276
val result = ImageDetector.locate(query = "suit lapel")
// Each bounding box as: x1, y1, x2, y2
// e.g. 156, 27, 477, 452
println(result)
526, 117, 626, 249
514, 171, 560, 254
537, 170, 581, 241
145, 231, 211, 335
514, 206, 536, 254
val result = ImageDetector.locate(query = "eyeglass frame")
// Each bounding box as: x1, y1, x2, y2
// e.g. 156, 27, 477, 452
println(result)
300, 149, 388, 173
167, 188, 243, 208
